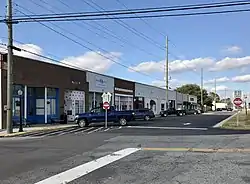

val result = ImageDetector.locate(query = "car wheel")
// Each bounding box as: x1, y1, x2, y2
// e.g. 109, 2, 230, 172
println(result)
194, 112, 197, 115
78, 119, 88, 128
164, 113, 168, 117
119, 117, 127, 126
144, 115, 150, 121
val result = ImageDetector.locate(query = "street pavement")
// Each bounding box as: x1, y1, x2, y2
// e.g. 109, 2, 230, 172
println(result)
1, 111, 250, 183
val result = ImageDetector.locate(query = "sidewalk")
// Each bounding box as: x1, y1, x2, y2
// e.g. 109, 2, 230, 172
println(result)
0, 123, 77, 137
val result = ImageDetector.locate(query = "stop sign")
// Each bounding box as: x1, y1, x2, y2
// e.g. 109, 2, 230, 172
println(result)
103, 101, 110, 109
233, 98, 243, 106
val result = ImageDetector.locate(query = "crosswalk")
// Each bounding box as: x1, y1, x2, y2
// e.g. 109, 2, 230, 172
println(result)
15, 126, 123, 138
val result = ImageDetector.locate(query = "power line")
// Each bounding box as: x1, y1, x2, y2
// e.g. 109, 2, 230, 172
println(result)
53, 0, 163, 59
79, 0, 165, 51
5, 0, 250, 21
11, 8, 249, 22
114, 0, 167, 38
14, 7, 166, 82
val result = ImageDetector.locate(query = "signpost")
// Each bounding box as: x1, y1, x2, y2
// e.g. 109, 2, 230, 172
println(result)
102, 92, 112, 128
233, 97, 243, 126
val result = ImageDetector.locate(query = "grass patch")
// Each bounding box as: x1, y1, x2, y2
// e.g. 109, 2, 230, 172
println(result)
222, 110, 250, 130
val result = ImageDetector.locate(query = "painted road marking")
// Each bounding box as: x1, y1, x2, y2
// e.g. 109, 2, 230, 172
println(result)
87, 127, 103, 134
127, 126, 207, 131
183, 123, 191, 126
35, 148, 140, 184
142, 147, 250, 153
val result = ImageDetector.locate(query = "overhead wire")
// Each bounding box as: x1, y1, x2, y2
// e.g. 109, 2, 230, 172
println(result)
5, 0, 250, 21
53, 0, 163, 60
14, 5, 167, 82
1, 0, 249, 18
79, 0, 165, 51
8, 8, 250, 22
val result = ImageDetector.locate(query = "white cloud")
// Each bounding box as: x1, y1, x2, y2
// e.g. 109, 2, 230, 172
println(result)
62, 51, 122, 73
0, 42, 122, 73
204, 77, 230, 84
232, 74, 250, 83
222, 46, 242, 55
210, 85, 229, 91
151, 78, 185, 89
129, 57, 214, 74
210, 56, 250, 71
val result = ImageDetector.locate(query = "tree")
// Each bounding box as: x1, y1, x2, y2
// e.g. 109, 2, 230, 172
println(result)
209, 92, 220, 102
176, 84, 219, 107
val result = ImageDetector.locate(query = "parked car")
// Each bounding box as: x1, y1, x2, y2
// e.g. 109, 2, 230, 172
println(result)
132, 108, 155, 121
160, 108, 185, 117
227, 107, 233, 111
184, 109, 200, 115
74, 106, 134, 127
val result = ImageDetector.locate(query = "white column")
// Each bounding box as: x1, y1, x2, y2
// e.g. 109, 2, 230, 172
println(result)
93, 92, 96, 108
127, 96, 129, 110
24, 86, 27, 120
44, 87, 47, 123
118, 96, 121, 111
0, 69, 2, 129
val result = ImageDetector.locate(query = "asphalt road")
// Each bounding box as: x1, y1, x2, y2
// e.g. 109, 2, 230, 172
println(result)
1, 111, 250, 184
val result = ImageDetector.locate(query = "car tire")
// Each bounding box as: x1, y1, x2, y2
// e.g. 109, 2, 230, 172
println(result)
164, 113, 168, 117
144, 115, 150, 121
194, 112, 197, 115
78, 119, 88, 128
119, 117, 127, 126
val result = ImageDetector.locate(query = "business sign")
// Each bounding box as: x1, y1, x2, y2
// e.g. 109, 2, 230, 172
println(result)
95, 76, 107, 88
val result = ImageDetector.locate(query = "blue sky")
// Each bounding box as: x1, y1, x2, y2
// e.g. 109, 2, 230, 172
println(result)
0, 0, 250, 99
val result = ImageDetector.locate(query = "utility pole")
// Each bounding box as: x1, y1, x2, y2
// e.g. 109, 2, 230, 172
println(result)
6, 0, 14, 134
214, 78, 217, 111
200, 68, 203, 111
165, 36, 169, 109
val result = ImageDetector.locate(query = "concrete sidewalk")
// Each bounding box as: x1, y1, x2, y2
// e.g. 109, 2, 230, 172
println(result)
0, 123, 77, 137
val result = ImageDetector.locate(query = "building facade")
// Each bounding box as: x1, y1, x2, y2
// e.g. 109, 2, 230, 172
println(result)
0, 54, 89, 128
188, 95, 198, 109
114, 78, 135, 111
87, 72, 114, 110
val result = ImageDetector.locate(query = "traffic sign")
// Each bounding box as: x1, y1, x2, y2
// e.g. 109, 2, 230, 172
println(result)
102, 92, 112, 103
233, 98, 243, 106
103, 101, 110, 109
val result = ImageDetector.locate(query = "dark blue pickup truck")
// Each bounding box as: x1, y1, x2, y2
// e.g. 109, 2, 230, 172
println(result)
74, 106, 134, 128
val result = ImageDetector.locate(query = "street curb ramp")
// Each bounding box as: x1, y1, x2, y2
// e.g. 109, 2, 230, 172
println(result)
213, 112, 238, 128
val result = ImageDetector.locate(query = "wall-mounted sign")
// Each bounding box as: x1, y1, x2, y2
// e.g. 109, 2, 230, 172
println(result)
96, 76, 107, 88
115, 87, 133, 93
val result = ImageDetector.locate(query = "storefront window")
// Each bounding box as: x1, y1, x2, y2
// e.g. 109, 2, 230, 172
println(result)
115, 95, 133, 111
35, 87, 45, 98
47, 88, 57, 97
36, 99, 45, 115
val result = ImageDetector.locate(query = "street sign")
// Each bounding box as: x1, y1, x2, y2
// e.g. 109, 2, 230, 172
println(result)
233, 98, 243, 106
103, 101, 110, 110
234, 90, 242, 98
101, 92, 112, 103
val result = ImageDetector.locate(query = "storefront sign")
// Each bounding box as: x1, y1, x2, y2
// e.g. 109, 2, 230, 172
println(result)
115, 87, 133, 93
95, 76, 107, 88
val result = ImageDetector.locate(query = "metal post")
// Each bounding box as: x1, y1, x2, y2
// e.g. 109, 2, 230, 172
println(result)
214, 78, 217, 111
165, 36, 169, 109
105, 109, 107, 128
19, 95, 23, 132
237, 109, 239, 126
200, 68, 203, 111
6, 0, 14, 134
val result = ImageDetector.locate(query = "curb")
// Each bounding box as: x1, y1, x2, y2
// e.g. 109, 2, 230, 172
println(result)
213, 112, 238, 128
0, 125, 77, 138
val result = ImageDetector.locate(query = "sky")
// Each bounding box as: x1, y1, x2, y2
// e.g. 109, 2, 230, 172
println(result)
0, 0, 250, 99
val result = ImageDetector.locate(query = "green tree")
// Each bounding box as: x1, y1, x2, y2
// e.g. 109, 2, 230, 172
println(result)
209, 92, 220, 102
176, 84, 219, 107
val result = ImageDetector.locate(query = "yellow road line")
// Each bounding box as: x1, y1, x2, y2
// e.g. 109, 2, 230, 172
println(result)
142, 147, 250, 153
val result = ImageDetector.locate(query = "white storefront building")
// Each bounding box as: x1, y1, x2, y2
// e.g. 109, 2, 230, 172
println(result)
87, 72, 114, 110
135, 83, 178, 114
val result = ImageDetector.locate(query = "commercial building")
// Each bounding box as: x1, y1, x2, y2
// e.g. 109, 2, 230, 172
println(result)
87, 72, 114, 110
0, 53, 198, 128
188, 95, 198, 109
0, 54, 89, 128
114, 78, 135, 111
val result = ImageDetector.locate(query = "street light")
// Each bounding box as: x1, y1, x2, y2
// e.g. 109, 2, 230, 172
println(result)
17, 89, 23, 132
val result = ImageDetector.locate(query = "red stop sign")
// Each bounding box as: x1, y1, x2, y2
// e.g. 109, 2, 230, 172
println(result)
103, 101, 110, 109
233, 98, 243, 106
